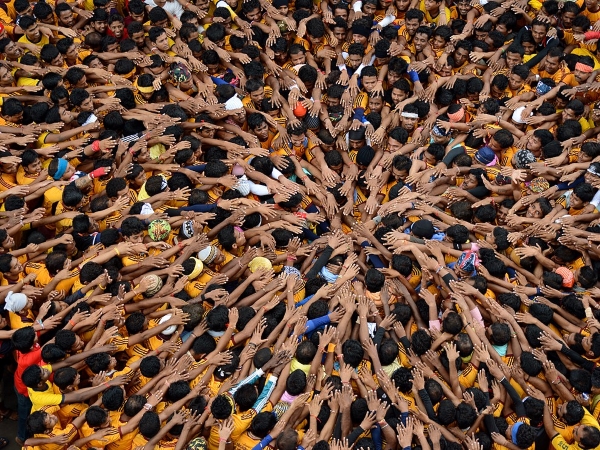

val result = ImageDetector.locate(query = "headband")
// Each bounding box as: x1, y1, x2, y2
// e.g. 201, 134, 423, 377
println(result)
188, 257, 204, 280
511, 422, 524, 444
137, 84, 155, 94
401, 112, 419, 119
432, 125, 449, 137
447, 108, 465, 123
121, 68, 137, 79
53, 158, 68, 180
576, 62, 594, 73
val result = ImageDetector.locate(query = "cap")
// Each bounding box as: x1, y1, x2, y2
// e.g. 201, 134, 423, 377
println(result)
248, 256, 272, 273
474, 146, 496, 165
148, 219, 171, 241
159, 314, 177, 335
198, 245, 218, 264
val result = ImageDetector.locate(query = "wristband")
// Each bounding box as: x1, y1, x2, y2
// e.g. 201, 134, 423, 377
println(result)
92, 140, 101, 152
408, 70, 420, 82
114, 248, 120, 256
143, 403, 153, 411
89, 168, 107, 180
69, 320, 75, 327
38, 319, 45, 329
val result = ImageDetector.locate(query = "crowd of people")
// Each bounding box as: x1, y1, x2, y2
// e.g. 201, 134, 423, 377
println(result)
0, 0, 600, 448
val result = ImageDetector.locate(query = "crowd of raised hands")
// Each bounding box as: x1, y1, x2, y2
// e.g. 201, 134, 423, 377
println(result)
2, 0, 600, 447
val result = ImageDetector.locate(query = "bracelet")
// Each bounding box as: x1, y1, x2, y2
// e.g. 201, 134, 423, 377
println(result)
552, 377, 561, 385
69, 320, 75, 327
104, 382, 110, 388
143, 403, 153, 411
38, 319, 45, 329
287, 254, 297, 261
99, 284, 106, 290
114, 248, 120, 256
92, 140, 101, 152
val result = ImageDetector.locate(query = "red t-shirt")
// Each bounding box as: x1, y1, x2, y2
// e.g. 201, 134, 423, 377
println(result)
15, 345, 42, 396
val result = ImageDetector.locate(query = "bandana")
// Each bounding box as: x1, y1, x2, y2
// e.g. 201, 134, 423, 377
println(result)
555, 266, 575, 288
198, 246, 218, 264
576, 62, 594, 73
457, 250, 479, 273
82, 114, 98, 126
447, 108, 465, 123
181, 220, 195, 239
401, 112, 418, 119
512, 106, 532, 124
53, 158, 68, 180
329, 110, 344, 122
225, 96, 243, 111
320, 266, 339, 283
188, 257, 204, 280
148, 219, 171, 241
187, 437, 208, 450
536, 81, 552, 96
284, 266, 301, 278
170, 63, 191, 83
277, 20, 289, 32
140, 203, 154, 215
528, 177, 550, 193
248, 257, 272, 273
461, 352, 473, 363
511, 421, 524, 444
4, 291, 27, 313
495, 173, 512, 185
588, 164, 600, 176
514, 149, 536, 169
432, 125, 450, 137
